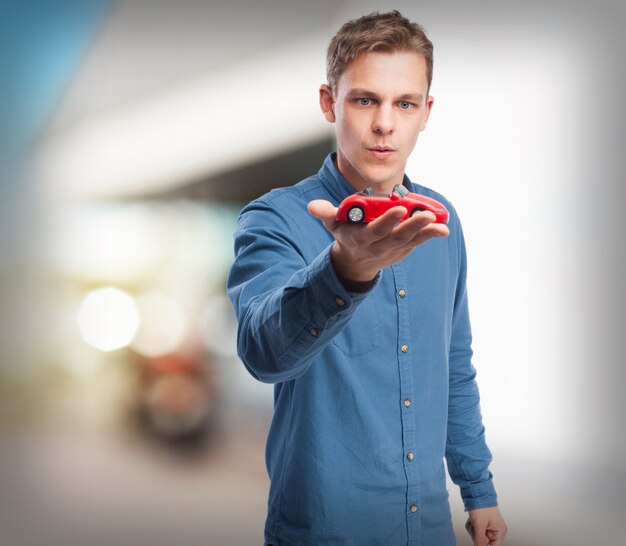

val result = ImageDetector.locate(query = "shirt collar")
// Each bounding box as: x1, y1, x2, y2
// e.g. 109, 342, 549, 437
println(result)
318, 152, 414, 204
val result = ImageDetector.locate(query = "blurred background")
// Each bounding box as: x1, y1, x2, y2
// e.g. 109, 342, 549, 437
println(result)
1, 1, 625, 545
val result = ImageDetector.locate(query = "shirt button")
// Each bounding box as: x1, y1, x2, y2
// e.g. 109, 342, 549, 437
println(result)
398, 289, 407, 298
407, 452, 415, 461
335, 296, 346, 306
403, 399, 412, 407
410, 504, 418, 513
401, 344, 408, 353
310, 327, 319, 337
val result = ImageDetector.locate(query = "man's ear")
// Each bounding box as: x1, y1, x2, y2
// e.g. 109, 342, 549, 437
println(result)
420, 95, 435, 132
319, 84, 336, 123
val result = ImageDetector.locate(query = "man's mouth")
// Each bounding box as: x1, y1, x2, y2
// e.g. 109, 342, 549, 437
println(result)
368, 146, 395, 158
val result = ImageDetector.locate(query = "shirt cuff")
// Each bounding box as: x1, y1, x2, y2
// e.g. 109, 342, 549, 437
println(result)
460, 478, 498, 511
305, 243, 381, 319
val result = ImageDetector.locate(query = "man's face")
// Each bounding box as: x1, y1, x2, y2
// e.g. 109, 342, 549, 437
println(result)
320, 51, 433, 194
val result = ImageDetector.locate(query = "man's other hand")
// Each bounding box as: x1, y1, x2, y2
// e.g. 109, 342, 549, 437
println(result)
465, 506, 508, 546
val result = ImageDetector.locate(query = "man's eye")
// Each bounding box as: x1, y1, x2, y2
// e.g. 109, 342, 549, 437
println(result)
399, 101, 413, 110
357, 98, 372, 106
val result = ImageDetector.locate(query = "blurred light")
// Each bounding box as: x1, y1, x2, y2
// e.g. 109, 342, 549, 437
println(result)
131, 292, 189, 358
50, 203, 159, 283
77, 287, 139, 351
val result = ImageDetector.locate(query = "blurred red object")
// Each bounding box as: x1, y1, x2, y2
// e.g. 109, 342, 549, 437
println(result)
135, 351, 218, 444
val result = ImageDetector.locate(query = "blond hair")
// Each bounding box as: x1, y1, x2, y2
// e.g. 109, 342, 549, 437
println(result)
326, 10, 434, 93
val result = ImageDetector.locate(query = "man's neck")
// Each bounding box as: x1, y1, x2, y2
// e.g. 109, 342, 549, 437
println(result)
334, 153, 404, 196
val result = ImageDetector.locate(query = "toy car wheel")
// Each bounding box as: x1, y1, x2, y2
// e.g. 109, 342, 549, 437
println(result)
347, 206, 365, 223
410, 207, 425, 217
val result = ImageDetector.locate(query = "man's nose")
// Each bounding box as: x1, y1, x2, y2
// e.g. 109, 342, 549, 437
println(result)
372, 105, 394, 135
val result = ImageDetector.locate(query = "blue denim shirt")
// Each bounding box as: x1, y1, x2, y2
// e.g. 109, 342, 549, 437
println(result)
227, 153, 497, 545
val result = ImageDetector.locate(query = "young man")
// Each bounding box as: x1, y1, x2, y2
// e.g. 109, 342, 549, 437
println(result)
228, 11, 507, 546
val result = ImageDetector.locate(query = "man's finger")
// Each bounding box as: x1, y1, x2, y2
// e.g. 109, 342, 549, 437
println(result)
308, 199, 339, 230
307, 199, 337, 219
404, 209, 437, 225
388, 209, 440, 242
469, 520, 490, 546
487, 528, 504, 546
367, 206, 407, 238
409, 223, 449, 244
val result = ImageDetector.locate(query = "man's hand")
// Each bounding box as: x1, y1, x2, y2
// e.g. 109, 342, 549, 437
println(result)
307, 199, 449, 285
465, 506, 508, 546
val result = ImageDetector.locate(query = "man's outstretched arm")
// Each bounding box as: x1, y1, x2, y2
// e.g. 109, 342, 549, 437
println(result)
228, 198, 448, 384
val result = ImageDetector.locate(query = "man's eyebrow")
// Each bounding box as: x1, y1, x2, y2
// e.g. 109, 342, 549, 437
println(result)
398, 93, 425, 103
345, 88, 380, 98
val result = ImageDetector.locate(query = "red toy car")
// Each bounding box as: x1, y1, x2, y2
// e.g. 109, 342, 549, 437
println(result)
336, 185, 449, 224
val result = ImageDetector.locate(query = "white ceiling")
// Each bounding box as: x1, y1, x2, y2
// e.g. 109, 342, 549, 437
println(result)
48, 0, 337, 132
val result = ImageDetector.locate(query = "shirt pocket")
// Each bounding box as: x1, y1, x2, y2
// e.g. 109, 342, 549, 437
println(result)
332, 296, 381, 356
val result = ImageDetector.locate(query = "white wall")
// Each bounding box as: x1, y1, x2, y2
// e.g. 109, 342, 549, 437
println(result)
407, 21, 593, 467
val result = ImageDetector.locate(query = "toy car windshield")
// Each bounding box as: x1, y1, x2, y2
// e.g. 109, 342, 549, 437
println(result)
392, 184, 409, 197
